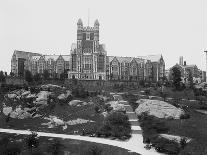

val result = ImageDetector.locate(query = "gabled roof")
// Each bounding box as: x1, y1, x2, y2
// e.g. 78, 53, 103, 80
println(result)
31, 56, 41, 61
44, 55, 59, 61
71, 43, 77, 51
62, 55, 70, 61
14, 50, 41, 59
107, 56, 115, 63
116, 56, 133, 63
138, 54, 162, 62
135, 58, 144, 63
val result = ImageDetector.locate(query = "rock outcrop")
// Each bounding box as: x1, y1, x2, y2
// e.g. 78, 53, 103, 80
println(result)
135, 99, 185, 119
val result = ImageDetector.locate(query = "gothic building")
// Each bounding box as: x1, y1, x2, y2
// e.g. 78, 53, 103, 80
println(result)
11, 18, 165, 82
68, 19, 107, 80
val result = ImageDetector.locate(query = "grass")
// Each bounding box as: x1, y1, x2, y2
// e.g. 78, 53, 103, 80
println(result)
131, 86, 207, 155
0, 132, 140, 155
0, 103, 104, 135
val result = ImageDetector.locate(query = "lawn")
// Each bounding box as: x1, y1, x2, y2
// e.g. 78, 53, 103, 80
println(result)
123, 87, 207, 155
0, 132, 140, 155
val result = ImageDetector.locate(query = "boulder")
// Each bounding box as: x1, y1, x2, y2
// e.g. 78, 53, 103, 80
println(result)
9, 107, 32, 119
21, 91, 31, 96
66, 118, 94, 125
44, 116, 65, 126
159, 134, 191, 143
35, 91, 51, 104
7, 94, 17, 99
68, 100, 83, 106
135, 99, 185, 119
3, 107, 13, 115
106, 101, 126, 112
58, 90, 71, 100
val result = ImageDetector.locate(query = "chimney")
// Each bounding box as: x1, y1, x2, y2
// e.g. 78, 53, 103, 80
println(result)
184, 61, 186, 66
179, 56, 183, 66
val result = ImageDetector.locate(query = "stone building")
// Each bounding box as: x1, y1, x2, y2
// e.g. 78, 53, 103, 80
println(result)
11, 50, 41, 77
11, 18, 165, 82
11, 50, 70, 78
68, 19, 107, 80
169, 57, 204, 83
106, 56, 153, 81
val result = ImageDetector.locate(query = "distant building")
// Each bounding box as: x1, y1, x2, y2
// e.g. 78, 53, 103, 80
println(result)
11, 50, 70, 78
11, 50, 41, 77
169, 57, 205, 83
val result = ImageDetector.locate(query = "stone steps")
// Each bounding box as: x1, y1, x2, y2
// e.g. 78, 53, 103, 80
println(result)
127, 113, 137, 120
129, 120, 140, 126
112, 95, 142, 135
124, 105, 133, 112
132, 130, 142, 134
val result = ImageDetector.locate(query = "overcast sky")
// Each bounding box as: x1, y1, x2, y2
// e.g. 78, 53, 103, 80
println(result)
1, 0, 207, 72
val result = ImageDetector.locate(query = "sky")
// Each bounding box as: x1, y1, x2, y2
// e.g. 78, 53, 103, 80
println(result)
1, 0, 207, 73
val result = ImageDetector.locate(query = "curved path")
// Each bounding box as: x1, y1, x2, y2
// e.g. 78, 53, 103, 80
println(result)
0, 128, 160, 155
0, 93, 162, 155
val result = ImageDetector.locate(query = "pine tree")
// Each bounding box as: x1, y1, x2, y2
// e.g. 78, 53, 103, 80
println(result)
172, 67, 182, 90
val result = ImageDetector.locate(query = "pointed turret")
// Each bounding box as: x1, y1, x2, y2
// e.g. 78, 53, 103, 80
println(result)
94, 19, 100, 27
77, 18, 83, 26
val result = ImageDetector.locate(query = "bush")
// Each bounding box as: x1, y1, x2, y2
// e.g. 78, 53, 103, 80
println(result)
195, 96, 207, 101
47, 140, 64, 155
138, 113, 169, 134
151, 136, 180, 155
2, 144, 21, 155
97, 112, 131, 139
94, 105, 101, 113
25, 132, 39, 151
85, 145, 102, 155
180, 113, 190, 119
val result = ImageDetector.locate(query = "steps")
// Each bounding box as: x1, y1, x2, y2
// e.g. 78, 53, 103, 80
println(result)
112, 94, 142, 135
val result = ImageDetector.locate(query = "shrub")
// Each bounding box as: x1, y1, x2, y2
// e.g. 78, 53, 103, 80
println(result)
85, 145, 102, 155
25, 132, 39, 152
94, 105, 101, 113
151, 137, 180, 155
98, 112, 131, 139
2, 144, 21, 155
180, 113, 190, 119
138, 113, 169, 134
47, 140, 64, 155
195, 96, 207, 101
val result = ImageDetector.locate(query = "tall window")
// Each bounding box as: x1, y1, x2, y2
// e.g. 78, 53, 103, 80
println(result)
86, 33, 90, 40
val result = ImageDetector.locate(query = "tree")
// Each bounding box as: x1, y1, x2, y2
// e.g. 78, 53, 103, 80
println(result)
47, 140, 64, 155
188, 70, 194, 89
172, 67, 182, 90
0, 71, 5, 83
33, 73, 41, 82
60, 72, 65, 80
25, 70, 33, 83
10, 72, 15, 77
25, 132, 39, 154
43, 70, 50, 80
99, 112, 131, 138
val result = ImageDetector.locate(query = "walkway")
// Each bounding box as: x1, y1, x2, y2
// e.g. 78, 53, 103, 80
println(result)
0, 93, 162, 155
112, 93, 142, 135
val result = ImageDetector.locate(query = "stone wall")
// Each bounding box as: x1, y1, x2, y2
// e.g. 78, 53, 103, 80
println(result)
65, 79, 140, 91
5, 77, 27, 85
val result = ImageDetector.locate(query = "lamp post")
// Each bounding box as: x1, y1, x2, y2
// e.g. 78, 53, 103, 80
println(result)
204, 51, 207, 82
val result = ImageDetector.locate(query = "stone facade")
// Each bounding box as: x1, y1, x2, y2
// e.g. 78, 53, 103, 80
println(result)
11, 50, 70, 78
68, 19, 107, 80
11, 18, 165, 82
169, 63, 204, 83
